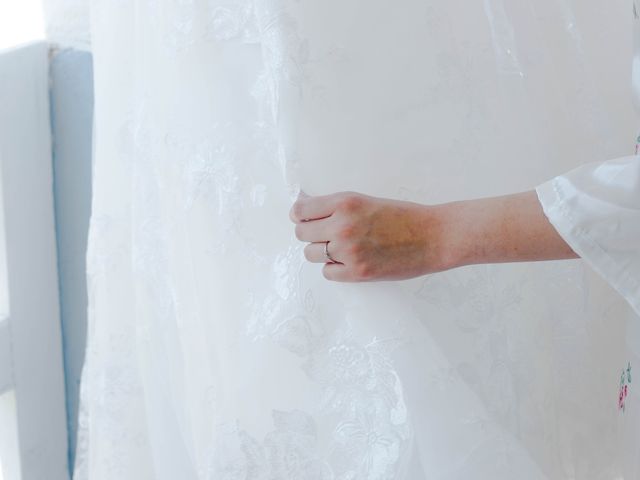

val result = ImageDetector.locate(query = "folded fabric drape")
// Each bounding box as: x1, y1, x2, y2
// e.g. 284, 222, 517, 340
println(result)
75, 1, 640, 479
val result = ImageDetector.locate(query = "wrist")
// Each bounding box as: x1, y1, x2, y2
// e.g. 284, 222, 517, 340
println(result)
430, 200, 479, 272
414, 201, 473, 274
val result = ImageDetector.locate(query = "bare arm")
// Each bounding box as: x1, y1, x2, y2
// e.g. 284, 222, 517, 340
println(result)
442, 190, 578, 267
290, 190, 577, 282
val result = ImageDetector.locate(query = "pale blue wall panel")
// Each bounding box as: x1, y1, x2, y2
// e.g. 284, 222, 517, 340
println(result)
49, 47, 93, 473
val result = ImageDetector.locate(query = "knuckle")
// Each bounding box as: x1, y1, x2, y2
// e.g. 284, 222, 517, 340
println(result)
355, 262, 374, 280
347, 242, 362, 257
337, 224, 355, 240
294, 224, 305, 241
343, 243, 365, 265
339, 193, 362, 213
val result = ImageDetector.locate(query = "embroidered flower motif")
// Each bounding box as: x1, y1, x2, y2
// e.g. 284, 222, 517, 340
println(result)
208, 411, 333, 480
264, 411, 334, 480
331, 401, 406, 480
248, 252, 411, 477
206, 0, 260, 43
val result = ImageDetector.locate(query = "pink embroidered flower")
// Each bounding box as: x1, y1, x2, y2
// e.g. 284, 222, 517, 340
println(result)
618, 362, 632, 412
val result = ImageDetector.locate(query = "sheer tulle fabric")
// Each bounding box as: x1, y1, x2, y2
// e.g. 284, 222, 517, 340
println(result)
76, 1, 640, 478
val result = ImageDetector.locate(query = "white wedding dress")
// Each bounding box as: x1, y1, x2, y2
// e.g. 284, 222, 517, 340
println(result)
75, 1, 640, 478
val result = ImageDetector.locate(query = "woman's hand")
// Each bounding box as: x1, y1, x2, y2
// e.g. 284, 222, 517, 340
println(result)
289, 192, 452, 282
290, 190, 578, 282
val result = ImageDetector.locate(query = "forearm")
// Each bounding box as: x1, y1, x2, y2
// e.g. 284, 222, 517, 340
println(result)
290, 189, 579, 282
439, 190, 579, 270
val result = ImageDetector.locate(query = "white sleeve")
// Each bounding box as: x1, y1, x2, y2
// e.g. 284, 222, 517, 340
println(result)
536, 156, 640, 316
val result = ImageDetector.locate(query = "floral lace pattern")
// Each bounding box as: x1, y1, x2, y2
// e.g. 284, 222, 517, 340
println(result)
76, 1, 640, 478
242, 246, 411, 479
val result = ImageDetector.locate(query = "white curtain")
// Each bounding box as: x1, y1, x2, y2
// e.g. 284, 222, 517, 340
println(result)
76, 1, 640, 478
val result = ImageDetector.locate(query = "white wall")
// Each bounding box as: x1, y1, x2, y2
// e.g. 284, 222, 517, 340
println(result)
0, 0, 45, 50
42, 0, 90, 49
